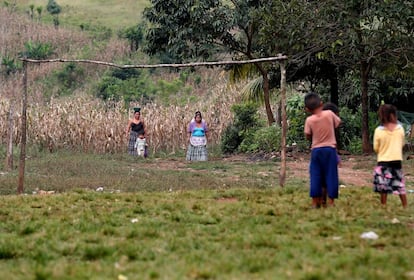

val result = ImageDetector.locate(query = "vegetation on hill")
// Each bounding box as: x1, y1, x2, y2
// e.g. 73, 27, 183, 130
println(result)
13, 0, 149, 31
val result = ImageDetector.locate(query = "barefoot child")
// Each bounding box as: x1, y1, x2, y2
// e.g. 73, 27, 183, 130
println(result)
373, 104, 408, 208
304, 93, 341, 208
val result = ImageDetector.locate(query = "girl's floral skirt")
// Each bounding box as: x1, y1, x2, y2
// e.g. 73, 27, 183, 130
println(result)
373, 165, 406, 195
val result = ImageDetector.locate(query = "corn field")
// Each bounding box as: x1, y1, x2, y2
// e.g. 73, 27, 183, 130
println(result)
0, 80, 240, 154
0, 7, 243, 155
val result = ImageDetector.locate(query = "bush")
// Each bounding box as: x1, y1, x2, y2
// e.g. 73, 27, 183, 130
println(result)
221, 124, 242, 154
239, 125, 281, 153
221, 102, 263, 154
95, 68, 194, 105
20, 40, 54, 59
338, 107, 378, 152
286, 93, 307, 148
55, 63, 85, 90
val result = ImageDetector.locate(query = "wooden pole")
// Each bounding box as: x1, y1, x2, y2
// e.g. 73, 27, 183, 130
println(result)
17, 60, 28, 194
22, 56, 287, 68
279, 60, 287, 187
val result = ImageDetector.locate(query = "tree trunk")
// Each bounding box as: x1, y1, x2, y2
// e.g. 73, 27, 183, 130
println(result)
329, 68, 340, 149
360, 61, 372, 154
18, 60, 28, 194
255, 63, 275, 125
329, 67, 339, 106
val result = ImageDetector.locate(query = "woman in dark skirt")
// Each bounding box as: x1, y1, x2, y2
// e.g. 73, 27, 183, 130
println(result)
126, 107, 146, 156
186, 111, 208, 161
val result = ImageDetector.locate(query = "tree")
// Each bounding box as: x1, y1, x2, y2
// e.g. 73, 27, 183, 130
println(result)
47, 0, 61, 28
308, 1, 414, 153
143, 0, 277, 124
36, 6, 43, 22
261, 0, 414, 153
121, 23, 145, 52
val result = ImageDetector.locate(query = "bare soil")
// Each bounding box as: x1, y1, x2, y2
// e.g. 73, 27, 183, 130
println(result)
147, 153, 388, 187
286, 154, 374, 187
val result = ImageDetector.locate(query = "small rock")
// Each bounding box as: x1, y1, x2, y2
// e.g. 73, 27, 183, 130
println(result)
360, 231, 379, 240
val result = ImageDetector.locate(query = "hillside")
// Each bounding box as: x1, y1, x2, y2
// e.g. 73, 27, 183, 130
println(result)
13, 0, 150, 31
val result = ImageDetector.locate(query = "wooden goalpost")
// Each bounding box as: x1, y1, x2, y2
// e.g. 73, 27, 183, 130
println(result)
18, 55, 288, 193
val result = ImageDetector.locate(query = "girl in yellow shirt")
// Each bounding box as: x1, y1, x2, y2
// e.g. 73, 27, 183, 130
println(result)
373, 104, 407, 208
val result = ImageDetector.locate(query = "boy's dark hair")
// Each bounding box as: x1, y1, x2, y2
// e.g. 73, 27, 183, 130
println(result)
378, 104, 397, 124
323, 102, 339, 115
304, 92, 321, 111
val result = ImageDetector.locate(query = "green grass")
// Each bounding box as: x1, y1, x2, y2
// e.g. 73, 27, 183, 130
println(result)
0, 150, 413, 279
14, 0, 150, 31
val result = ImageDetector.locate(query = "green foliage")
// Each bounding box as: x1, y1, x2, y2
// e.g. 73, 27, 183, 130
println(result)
286, 93, 308, 150
143, 0, 271, 62
96, 74, 153, 104
232, 103, 262, 132
239, 125, 281, 153
46, 0, 61, 15
19, 40, 54, 59
79, 23, 112, 41
35, 63, 86, 99
1, 55, 21, 76
339, 107, 378, 151
346, 137, 363, 155
221, 124, 242, 154
119, 23, 145, 52
283, 92, 381, 153
221, 103, 263, 154
95, 68, 194, 105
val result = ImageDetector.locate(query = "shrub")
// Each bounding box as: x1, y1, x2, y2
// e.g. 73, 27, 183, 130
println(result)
239, 125, 281, 153
55, 63, 85, 91
286, 93, 307, 149
20, 40, 54, 59
221, 124, 242, 154
221, 102, 262, 154
95, 68, 194, 105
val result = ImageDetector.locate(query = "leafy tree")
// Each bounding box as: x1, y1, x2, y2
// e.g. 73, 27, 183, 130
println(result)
36, 6, 43, 21
120, 23, 145, 52
143, 0, 278, 124
47, 0, 61, 28
261, 0, 414, 153
46, 0, 61, 15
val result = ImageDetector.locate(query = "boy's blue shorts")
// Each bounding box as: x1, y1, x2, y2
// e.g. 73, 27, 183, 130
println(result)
309, 147, 339, 199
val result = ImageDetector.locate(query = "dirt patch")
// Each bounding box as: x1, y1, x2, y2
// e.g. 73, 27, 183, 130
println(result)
143, 153, 411, 188
286, 154, 374, 187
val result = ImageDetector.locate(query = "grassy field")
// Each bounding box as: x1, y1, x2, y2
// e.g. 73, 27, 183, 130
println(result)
0, 150, 413, 279
14, 0, 150, 30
